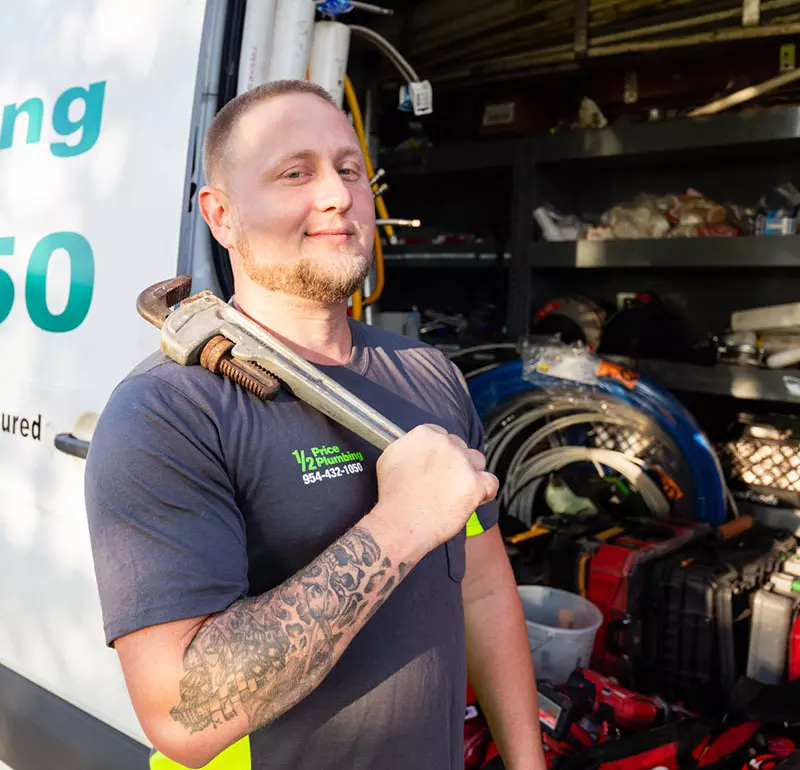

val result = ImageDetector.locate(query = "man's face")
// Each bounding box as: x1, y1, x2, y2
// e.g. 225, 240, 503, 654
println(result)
219, 92, 375, 303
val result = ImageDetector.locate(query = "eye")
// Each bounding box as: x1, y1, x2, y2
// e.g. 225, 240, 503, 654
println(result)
338, 166, 360, 180
282, 167, 312, 182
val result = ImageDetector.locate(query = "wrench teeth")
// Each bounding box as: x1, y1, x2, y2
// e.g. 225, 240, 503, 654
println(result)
244, 359, 282, 385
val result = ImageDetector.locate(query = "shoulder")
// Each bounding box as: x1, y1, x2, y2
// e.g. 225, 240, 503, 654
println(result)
94, 350, 234, 442
355, 321, 462, 382
121, 350, 227, 405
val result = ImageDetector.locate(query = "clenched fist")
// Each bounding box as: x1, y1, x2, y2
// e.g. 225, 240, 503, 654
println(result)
373, 424, 499, 556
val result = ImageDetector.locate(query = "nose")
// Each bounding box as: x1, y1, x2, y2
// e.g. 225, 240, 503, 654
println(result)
313, 166, 353, 214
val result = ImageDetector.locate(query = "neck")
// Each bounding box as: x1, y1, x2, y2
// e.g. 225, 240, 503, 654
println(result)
232, 286, 354, 366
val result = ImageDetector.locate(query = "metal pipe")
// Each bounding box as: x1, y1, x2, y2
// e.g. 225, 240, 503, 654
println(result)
348, 24, 419, 81
376, 218, 421, 227
349, 1, 394, 14
688, 65, 800, 116
592, 0, 800, 46
591, 21, 800, 57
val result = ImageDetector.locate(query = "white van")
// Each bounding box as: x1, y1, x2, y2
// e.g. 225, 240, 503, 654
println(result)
2, 0, 439, 762
0, 1, 257, 766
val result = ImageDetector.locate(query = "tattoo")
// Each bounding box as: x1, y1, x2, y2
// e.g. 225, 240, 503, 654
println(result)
169, 527, 415, 735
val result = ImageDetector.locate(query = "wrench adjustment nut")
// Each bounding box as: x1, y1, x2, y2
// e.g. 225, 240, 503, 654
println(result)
200, 335, 280, 401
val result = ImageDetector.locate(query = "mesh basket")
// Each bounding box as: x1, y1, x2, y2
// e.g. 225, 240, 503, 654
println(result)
588, 423, 661, 464
717, 413, 800, 508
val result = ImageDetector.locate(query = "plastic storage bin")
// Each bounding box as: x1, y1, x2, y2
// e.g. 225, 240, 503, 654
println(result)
518, 585, 603, 684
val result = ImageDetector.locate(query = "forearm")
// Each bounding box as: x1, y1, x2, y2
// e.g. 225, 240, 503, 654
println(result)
163, 508, 418, 766
465, 576, 545, 770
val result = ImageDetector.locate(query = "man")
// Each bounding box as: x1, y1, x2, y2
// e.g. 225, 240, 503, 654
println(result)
85, 79, 544, 770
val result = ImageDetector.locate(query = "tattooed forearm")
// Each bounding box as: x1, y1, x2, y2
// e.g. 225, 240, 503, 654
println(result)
169, 526, 415, 735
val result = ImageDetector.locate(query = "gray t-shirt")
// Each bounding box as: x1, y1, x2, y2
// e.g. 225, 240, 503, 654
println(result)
85, 318, 498, 770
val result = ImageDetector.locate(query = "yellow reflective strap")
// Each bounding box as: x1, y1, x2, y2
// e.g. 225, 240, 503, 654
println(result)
466, 512, 485, 538
150, 736, 251, 770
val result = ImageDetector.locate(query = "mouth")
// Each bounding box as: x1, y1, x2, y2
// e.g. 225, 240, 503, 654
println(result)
306, 229, 353, 242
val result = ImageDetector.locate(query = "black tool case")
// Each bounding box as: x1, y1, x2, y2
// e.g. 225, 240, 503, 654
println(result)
635, 551, 687, 697
639, 524, 796, 713
594, 520, 709, 689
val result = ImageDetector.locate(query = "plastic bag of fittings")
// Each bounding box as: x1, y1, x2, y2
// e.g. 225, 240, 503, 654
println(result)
601, 190, 737, 239
521, 336, 604, 389
533, 204, 586, 241
521, 337, 642, 393
667, 188, 726, 228
602, 194, 673, 239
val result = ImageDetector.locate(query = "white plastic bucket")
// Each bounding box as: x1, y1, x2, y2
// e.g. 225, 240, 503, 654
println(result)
518, 585, 603, 684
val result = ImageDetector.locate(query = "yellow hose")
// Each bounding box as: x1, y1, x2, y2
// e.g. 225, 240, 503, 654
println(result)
350, 282, 363, 321
344, 74, 393, 311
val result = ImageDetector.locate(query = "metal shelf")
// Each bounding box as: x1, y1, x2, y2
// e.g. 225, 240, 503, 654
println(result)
530, 237, 800, 269
534, 107, 800, 164
607, 356, 800, 405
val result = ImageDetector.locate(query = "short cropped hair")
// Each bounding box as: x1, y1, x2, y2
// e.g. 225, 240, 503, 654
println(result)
202, 79, 338, 187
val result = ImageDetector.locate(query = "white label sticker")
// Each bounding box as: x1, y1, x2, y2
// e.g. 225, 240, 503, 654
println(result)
784, 376, 800, 397
409, 81, 433, 115
483, 102, 515, 126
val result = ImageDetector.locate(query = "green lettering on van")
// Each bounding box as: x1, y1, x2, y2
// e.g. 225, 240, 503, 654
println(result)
0, 237, 14, 324
0, 99, 43, 150
51, 82, 105, 158
26, 232, 94, 332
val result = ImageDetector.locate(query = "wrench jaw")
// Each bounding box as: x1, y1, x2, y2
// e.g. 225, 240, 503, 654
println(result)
159, 292, 281, 399
136, 275, 193, 329
160, 292, 226, 366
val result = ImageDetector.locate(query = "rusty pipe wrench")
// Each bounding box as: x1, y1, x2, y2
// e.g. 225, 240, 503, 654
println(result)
137, 276, 404, 451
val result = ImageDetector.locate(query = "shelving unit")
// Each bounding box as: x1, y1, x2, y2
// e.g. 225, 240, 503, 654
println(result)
379, 106, 800, 407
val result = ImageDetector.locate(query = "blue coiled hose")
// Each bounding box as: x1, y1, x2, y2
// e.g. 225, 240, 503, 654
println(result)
467, 360, 727, 525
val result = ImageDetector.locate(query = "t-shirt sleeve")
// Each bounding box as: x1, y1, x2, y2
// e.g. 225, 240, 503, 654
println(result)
448, 361, 500, 535
84, 372, 248, 647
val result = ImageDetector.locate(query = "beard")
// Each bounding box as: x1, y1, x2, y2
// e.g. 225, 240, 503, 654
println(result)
235, 229, 372, 304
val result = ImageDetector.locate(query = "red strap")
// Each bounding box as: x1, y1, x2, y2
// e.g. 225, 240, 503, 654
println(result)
696, 722, 762, 766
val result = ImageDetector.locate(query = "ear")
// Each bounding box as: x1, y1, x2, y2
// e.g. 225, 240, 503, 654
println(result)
198, 185, 235, 249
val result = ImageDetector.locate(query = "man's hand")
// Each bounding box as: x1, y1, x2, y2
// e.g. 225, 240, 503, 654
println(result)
373, 424, 499, 555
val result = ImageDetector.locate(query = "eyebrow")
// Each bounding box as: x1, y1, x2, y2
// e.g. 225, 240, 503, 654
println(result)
271, 146, 363, 168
